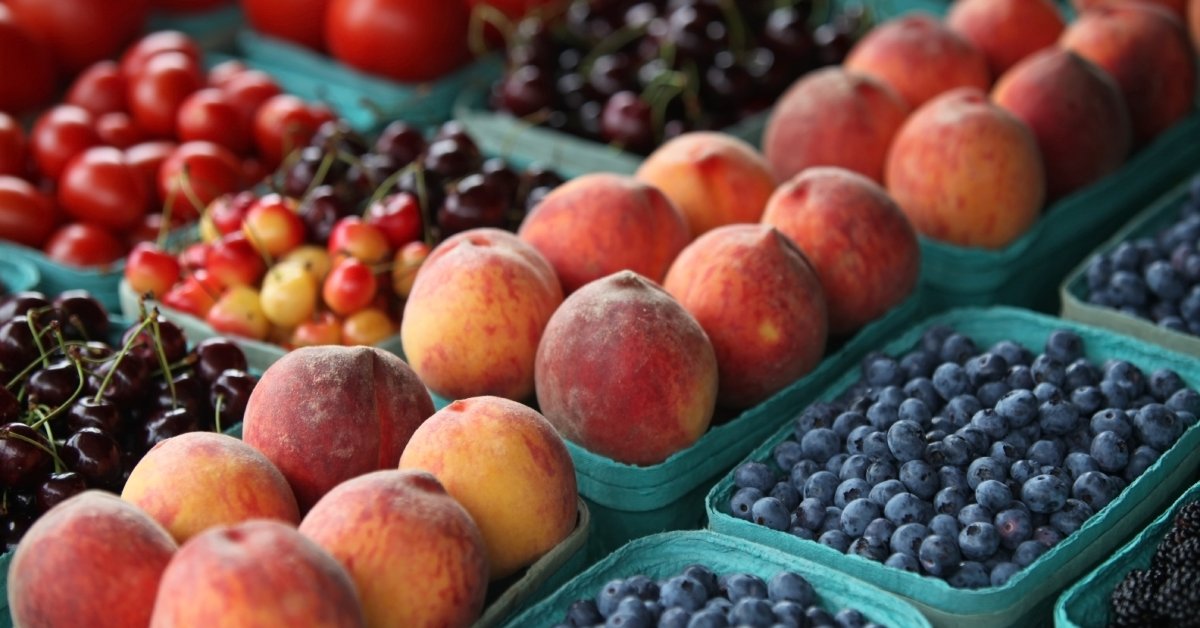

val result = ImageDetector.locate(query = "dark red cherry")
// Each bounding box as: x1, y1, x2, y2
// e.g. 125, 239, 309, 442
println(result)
66, 397, 122, 433
35, 471, 87, 514
210, 369, 257, 429
0, 423, 53, 489
193, 337, 248, 385
52, 290, 110, 341
62, 427, 123, 490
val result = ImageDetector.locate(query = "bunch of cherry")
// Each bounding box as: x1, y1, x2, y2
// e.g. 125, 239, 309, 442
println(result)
0, 290, 256, 550
490, 0, 869, 154
278, 117, 566, 241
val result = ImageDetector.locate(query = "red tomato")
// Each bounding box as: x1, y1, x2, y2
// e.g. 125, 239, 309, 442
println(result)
65, 61, 128, 117
57, 147, 150, 232
176, 88, 251, 154
127, 51, 204, 138
43, 223, 127, 268
0, 176, 58, 248
243, 0, 330, 51
326, 0, 471, 83
124, 140, 177, 206
0, 113, 27, 177
252, 94, 325, 168
120, 30, 203, 80
30, 105, 100, 180
158, 141, 243, 222
206, 59, 248, 88
6, 0, 150, 73
95, 112, 146, 149
0, 17, 57, 115
220, 69, 282, 127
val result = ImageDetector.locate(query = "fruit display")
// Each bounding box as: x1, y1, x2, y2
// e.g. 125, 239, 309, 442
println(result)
553, 564, 886, 628
488, 0, 869, 154
0, 289, 257, 550
725, 323, 1197, 588
1108, 499, 1200, 626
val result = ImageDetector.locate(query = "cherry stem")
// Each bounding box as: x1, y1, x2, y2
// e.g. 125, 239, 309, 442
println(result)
468, 3, 514, 59
5, 425, 66, 473
213, 393, 224, 434
25, 311, 49, 370
91, 315, 154, 404
301, 148, 338, 202
28, 358, 84, 432
579, 22, 647, 79
176, 164, 208, 231
718, 0, 748, 55
148, 315, 177, 410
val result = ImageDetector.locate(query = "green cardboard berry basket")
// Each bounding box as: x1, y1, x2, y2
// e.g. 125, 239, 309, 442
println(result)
231, 29, 505, 134
1059, 178, 1200, 357
706, 306, 1200, 628
145, 3, 245, 53
502, 530, 932, 628
0, 241, 123, 312
0, 258, 39, 296
1054, 479, 1200, 627
571, 289, 926, 561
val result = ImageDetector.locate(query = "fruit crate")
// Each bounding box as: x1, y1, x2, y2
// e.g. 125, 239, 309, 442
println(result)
705, 306, 1200, 628
145, 2, 244, 53
501, 530, 932, 628
573, 289, 926, 561
1059, 178, 1200, 357
0, 241, 123, 312
229, 30, 505, 134
0, 258, 39, 296
1054, 479, 1200, 627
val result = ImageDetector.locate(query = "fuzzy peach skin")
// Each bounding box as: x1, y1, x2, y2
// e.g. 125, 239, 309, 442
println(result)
517, 173, 690, 294
843, 13, 991, 109
8, 491, 177, 628
241, 345, 435, 512
993, 48, 1132, 201
762, 67, 910, 184
946, 0, 1065, 76
400, 228, 563, 402
121, 432, 300, 544
634, 131, 777, 237
399, 396, 577, 580
663, 224, 827, 409
299, 470, 489, 628
149, 519, 366, 627
534, 270, 718, 466
1060, 2, 1196, 147
761, 167, 920, 336
884, 87, 1045, 249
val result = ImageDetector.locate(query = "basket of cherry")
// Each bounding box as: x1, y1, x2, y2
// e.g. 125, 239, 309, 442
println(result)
119, 117, 565, 373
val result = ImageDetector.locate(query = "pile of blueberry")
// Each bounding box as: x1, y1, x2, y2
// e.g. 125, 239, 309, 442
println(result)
1109, 500, 1200, 625
728, 324, 1199, 588
553, 565, 885, 628
1083, 178, 1200, 335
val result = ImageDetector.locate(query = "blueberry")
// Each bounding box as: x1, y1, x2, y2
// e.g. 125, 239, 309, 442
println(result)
929, 513, 960, 539
864, 517, 898, 543
838, 455, 870, 481
1002, 432, 1032, 457
734, 462, 775, 492
988, 441, 1020, 465
939, 434, 973, 467
1064, 359, 1100, 391
1112, 243, 1141, 272
1044, 330, 1084, 364
1124, 445, 1162, 482
806, 606, 838, 627
939, 333, 978, 365
944, 395, 983, 428
1109, 270, 1148, 307
659, 576, 709, 613
1070, 386, 1106, 417
1050, 498, 1094, 535
773, 441, 805, 471
835, 478, 872, 509
1090, 430, 1130, 473
990, 340, 1032, 367
1149, 369, 1186, 402
818, 529, 852, 553
838, 498, 881, 537
844, 426, 873, 457
1105, 360, 1147, 398
832, 411, 868, 440
939, 466, 969, 491
751, 497, 790, 531
1146, 260, 1186, 300
878, 386, 907, 408
1089, 408, 1132, 439
1134, 403, 1183, 450
922, 325, 956, 354
958, 504, 994, 528
933, 485, 969, 516
1166, 388, 1200, 416
1034, 382, 1064, 405
886, 552, 921, 573
884, 491, 932, 525
609, 597, 654, 627
598, 579, 636, 617
994, 508, 1033, 549
1071, 471, 1114, 511
796, 403, 839, 433
1064, 452, 1100, 480
1007, 365, 1036, 391
899, 460, 938, 500
820, 506, 844, 534
1010, 460, 1040, 485
967, 409, 1006, 440
903, 378, 941, 412
990, 562, 1021, 587
703, 597, 731, 615
919, 534, 962, 576
790, 459, 821, 491
865, 459, 898, 485
863, 354, 904, 388
771, 600, 805, 626
976, 479, 1013, 512
933, 363, 970, 401
900, 350, 939, 380
882, 419, 923, 464
730, 487, 764, 521
790, 525, 816, 541
770, 481, 801, 512
826, 454, 850, 474
767, 571, 814, 606
804, 471, 841, 506
801, 428, 841, 463
1022, 473, 1069, 514
1013, 539, 1047, 567
977, 381, 1013, 408
958, 522, 1001, 561
868, 479, 906, 507
1031, 355, 1066, 387
1038, 398, 1080, 437
1038, 465, 1072, 486
1100, 380, 1131, 410
966, 353, 1009, 387
728, 597, 774, 626
1034, 525, 1064, 548
861, 430, 893, 462
897, 397, 932, 425
657, 607, 689, 628
684, 608, 728, 628
848, 535, 890, 562
722, 572, 768, 603
682, 565, 719, 597
567, 599, 604, 626
836, 608, 867, 628
948, 560, 991, 589
866, 401, 900, 432
1087, 254, 1114, 290
1027, 439, 1066, 467
966, 457, 1007, 489
891, 522, 929, 557
625, 575, 659, 601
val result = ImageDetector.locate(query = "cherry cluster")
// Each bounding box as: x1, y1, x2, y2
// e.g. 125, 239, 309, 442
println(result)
491, 0, 869, 154
0, 290, 256, 550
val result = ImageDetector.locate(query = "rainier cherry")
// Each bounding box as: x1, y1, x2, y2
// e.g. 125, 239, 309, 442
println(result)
259, 261, 318, 328
206, 232, 267, 288
241, 193, 305, 257
323, 257, 377, 316
327, 216, 390, 264
342, 307, 395, 346
365, 191, 423, 249
290, 312, 342, 348
160, 270, 221, 318
205, 285, 270, 340
125, 242, 182, 299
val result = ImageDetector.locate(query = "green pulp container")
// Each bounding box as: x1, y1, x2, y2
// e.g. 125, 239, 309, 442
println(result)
0, 241, 123, 312
706, 307, 1200, 627
0, 258, 39, 296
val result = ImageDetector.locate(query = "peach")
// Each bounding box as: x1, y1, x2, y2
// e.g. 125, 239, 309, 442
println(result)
400, 228, 562, 402
885, 87, 1045, 249
149, 519, 365, 627
299, 470, 489, 627
762, 67, 910, 184
761, 167, 920, 336
534, 270, 718, 466
993, 48, 1132, 201
663, 225, 828, 409
946, 0, 1065, 76
517, 173, 690, 294
121, 432, 300, 543
634, 131, 776, 236
242, 345, 435, 512
844, 14, 991, 109
9, 491, 177, 628
1060, 3, 1197, 146
1072, 0, 1188, 20
398, 396, 577, 580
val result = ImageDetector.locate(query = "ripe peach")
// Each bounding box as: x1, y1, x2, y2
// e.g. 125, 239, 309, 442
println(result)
844, 14, 991, 109
1060, 3, 1197, 146
762, 68, 910, 184
634, 131, 776, 237
535, 270, 718, 466
300, 470, 489, 627
885, 88, 1045, 249
149, 520, 365, 627
399, 396, 577, 580
946, 0, 1065, 76
400, 228, 562, 402
761, 167, 920, 336
9, 491, 177, 628
993, 48, 1132, 201
121, 432, 300, 543
663, 225, 828, 409
517, 173, 690, 294
242, 345, 435, 511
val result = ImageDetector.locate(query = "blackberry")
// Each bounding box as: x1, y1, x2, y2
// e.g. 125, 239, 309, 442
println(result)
1152, 536, 1200, 572
1173, 502, 1200, 539
1154, 566, 1200, 627
1110, 568, 1167, 627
